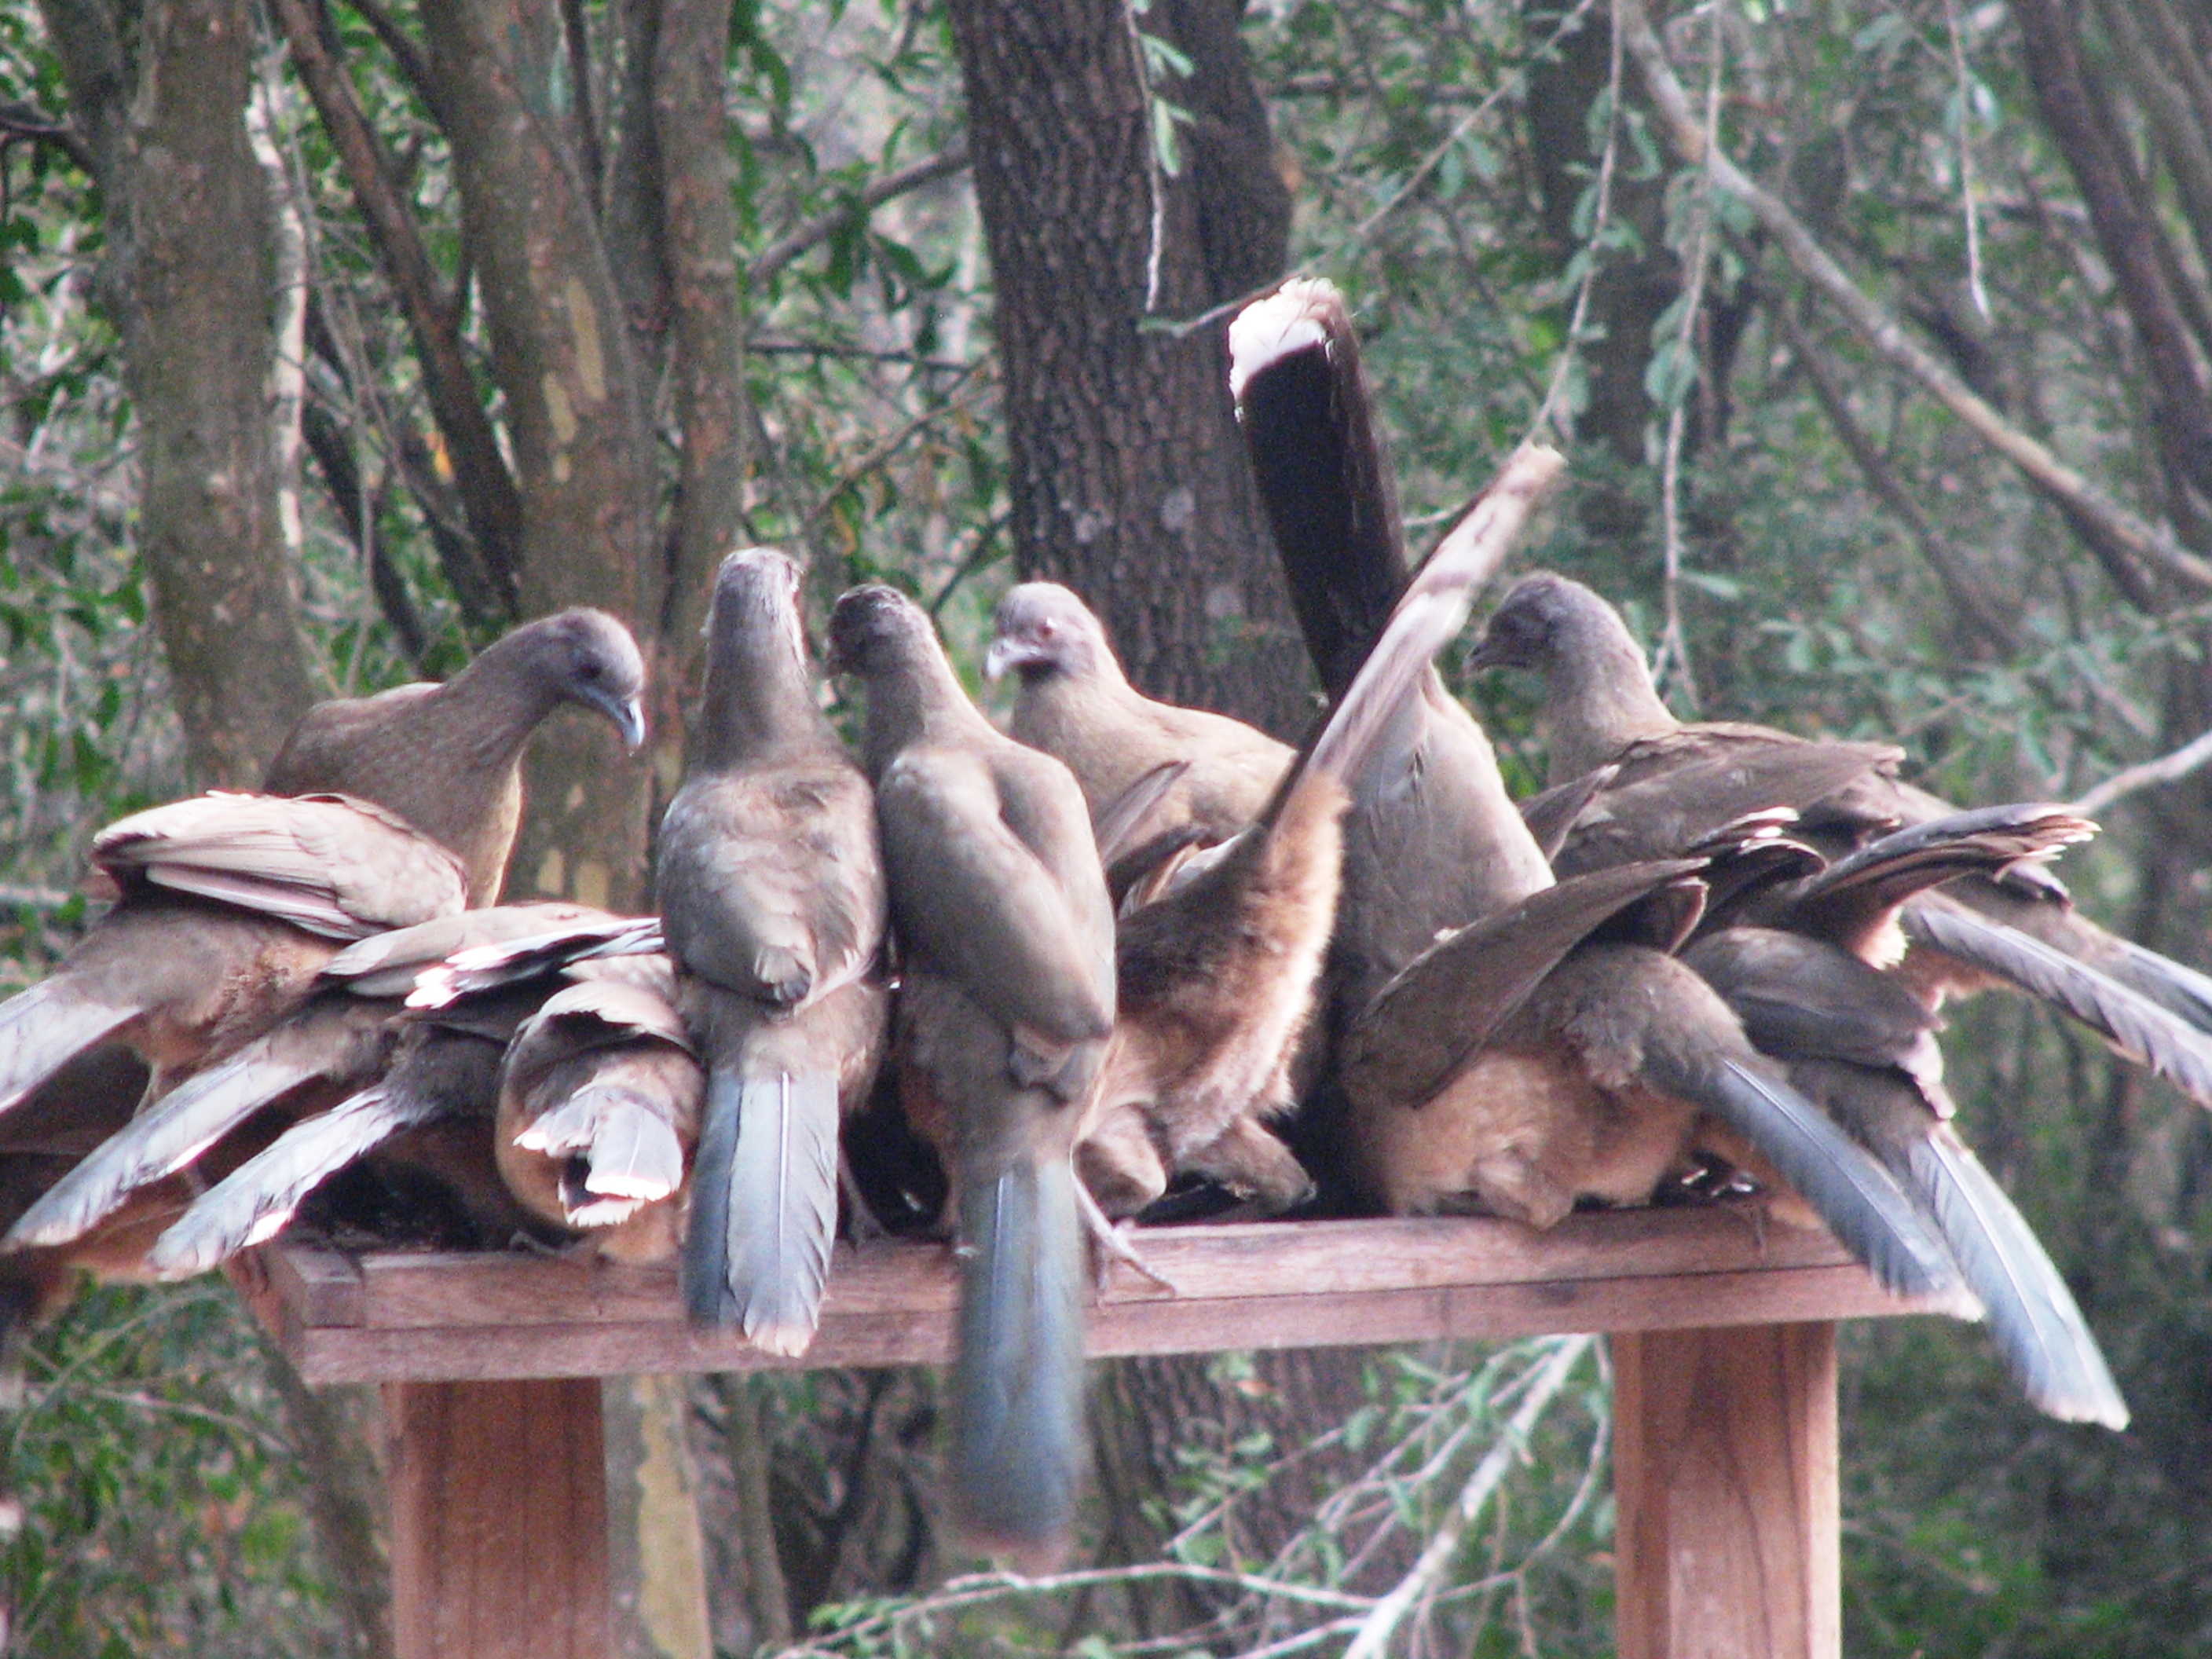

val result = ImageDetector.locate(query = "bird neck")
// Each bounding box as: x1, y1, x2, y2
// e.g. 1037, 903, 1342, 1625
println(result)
428, 627, 567, 768
1540, 625, 1679, 783
860, 646, 985, 775
694, 617, 833, 771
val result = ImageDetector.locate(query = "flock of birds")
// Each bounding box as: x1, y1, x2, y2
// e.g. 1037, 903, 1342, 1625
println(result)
5, 280, 2212, 1566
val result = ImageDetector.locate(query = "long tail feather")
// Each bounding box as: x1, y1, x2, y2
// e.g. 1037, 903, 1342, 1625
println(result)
951, 1156, 1086, 1569
2104, 934, 2212, 1035
145, 1083, 438, 1278
1645, 1049, 1970, 1306
680, 1068, 838, 1356
0, 979, 137, 1119
1903, 901, 2212, 1105
1895, 1126, 2126, 1426
5, 1035, 331, 1251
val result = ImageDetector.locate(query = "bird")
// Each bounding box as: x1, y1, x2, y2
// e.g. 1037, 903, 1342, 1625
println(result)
830, 580, 1116, 1569
495, 958, 703, 1265
266, 606, 648, 903
137, 915, 666, 1278
1467, 571, 2212, 1107
0, 606, 648, 1130
986, 581, 1294, 846
1232, 277, 1964, 1302
5, 903, 611, 1255
657, 549, 888, 1358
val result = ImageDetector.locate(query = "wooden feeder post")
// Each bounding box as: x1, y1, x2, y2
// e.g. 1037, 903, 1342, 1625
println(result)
242, 1208, 1923, 1659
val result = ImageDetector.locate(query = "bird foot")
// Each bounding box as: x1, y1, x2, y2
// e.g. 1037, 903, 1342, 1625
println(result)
1075, 1181, 1177, 1298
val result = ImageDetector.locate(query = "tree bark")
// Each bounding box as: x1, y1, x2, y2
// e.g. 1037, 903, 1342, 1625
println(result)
40, 0, 316, 789
417, 0, 661, 909
946, 0, 1309, 738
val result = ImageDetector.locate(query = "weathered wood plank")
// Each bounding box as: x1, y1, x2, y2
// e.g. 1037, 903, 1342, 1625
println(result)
386, 1379, 611, 1659
1613, 1324, 1840, 1659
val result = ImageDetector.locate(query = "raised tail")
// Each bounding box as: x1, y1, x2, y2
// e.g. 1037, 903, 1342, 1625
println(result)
1643, 1045, 1968, 1306
516, 1086, 687, 1229
144, 1082, 441, 1278
0, 978, 138, 1120
950, 1155, 1087, 1569
683, 1067, 840, 1357
1848, 1095, 2126, 1427
1902, 899, 2212, 1105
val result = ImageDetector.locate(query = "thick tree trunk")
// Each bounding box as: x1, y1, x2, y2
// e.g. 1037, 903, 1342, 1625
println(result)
946, 0, 1309, 738
417, 0, 662, 909
40, 0, 315, 789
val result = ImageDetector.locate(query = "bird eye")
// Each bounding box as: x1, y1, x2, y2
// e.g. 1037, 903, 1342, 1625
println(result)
1039, 621, 1058, 639
577, 659, 603, 682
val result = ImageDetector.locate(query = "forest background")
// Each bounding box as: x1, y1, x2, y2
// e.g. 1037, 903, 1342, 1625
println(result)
1, 0, 2210, 1654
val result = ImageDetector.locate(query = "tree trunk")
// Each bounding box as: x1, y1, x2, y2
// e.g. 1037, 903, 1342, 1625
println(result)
39, 0, 316, 789
946, 0, 1309, 738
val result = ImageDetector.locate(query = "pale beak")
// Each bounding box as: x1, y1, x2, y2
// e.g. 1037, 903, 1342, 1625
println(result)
983, 637, 1046, 680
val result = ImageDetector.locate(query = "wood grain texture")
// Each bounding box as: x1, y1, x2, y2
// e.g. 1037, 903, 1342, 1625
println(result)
255, 1206, 1951, 1383
386, 1379, 612, 1659
1613, 1323, 1840, 1659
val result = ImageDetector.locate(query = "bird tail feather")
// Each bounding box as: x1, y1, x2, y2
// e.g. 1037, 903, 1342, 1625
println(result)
0, 978, 137, 1121
1903, 902, 2212, 1106
1644, 1047, 1970, 1306
951, 1155, 1087, 1570
144, 1083, 438, 1279
5, 1035, 328, 1252
683, 1066, 839, 1358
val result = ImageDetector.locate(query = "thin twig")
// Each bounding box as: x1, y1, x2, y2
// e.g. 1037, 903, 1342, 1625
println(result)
1617, 0, 2212, 595
747, 141, 972, 287
1942, 0, 1990, 319
1529, 0, 1624, 443
1340, 1335, 1595, 1659
2071, 726, 2212, 816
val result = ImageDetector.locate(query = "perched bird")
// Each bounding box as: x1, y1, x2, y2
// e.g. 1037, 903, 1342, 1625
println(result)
657, 550, 888, 1357
266, 606, 648, 903
1234, 278, 1962, 1302
987, 581, 1294, 845
496, 960, 702, 1264
831, 581, 1116, 1569
0, 794, 469, 1124
6, 903, 607, 1254
1469, 572, 2212, 1106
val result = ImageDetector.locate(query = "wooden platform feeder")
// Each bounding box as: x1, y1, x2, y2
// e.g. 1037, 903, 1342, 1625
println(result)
235, 1204, 1952, 1659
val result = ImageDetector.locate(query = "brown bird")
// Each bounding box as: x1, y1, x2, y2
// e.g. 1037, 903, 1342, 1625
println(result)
136, 917, 666, 1278
830, 581, 1115, 1569
266, 606, 648, 903
6, 903, 609, 1256
658, 551, 888, 1357
496, 960, 703, 1265
986, 582, 1294, 846
1234, 279, 1961, 1299
0, 793, 471, 1124
1470, 571, 2212, 1106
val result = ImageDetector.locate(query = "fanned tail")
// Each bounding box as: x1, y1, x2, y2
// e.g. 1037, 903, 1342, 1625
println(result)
0, 978, 137, 1120
1903, 901, 2212, 1105
1643, 1047, 1969, 1306
144, 1083, 440, 1278
950, 1156, 1086, 1570
517, 1087, 686, 1228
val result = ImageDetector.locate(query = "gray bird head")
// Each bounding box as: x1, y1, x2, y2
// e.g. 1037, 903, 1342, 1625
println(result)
707, 548, 808, 666
983, 583, 1114, 683
826, 584, 934, 679
1465, 572, 1609, 678
529, 608, 650, 749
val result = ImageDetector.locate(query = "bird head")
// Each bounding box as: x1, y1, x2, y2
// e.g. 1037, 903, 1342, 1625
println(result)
1464, 572, 1599, 678
533, 608, 649, 749
826, 583, 934, 679
983, 583, 1113, 683
706, 548, 809, 670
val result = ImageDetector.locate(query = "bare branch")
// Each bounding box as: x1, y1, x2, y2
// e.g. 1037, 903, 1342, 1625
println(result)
0, 101, 93, 174
2071, 727, 2212, 817
1617, 0, 2212, 598
746, 139, 972, 287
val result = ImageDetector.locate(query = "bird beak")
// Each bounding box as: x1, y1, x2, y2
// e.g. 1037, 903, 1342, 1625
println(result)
1462, 635, 1505, 673
983, 637, 1044, 680
590, 690, 647, 750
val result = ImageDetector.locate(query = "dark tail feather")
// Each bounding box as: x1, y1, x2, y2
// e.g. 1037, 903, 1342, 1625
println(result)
720, 1071, 840, 1357
1646, 1049, 1969, 1306
951, 1157, 1087, 1569
0, 979, 137, 1120
682, 1066, 743, 1325
1903, 901, 2212, 1106
144, 1083, 438, 1278
1892, 1127, 2126, 1427
2104, 934, 2212, 1035
5, 1036, 325, 1251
